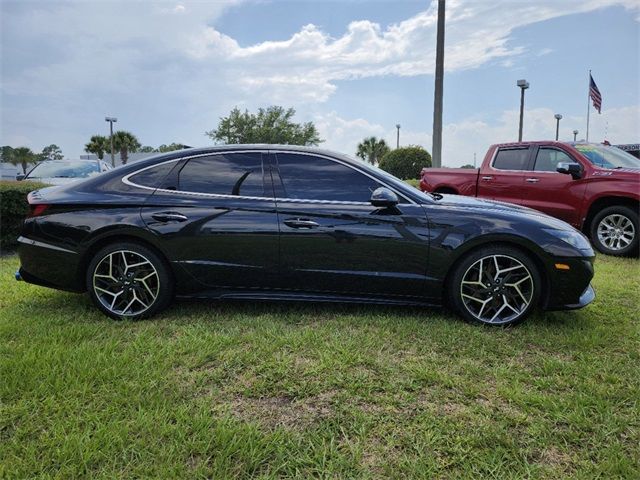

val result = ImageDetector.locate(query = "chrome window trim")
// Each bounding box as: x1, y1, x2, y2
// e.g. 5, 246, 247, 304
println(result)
121, 149, 417, 206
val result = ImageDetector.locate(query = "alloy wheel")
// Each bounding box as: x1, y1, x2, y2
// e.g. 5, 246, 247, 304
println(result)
92, 250, 160, 316
460, 254, 534, 325
596, 214, 635, 251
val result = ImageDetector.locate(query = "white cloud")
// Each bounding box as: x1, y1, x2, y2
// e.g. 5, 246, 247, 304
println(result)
317, 106, 640, 168
184, 0, 639, 104
1, 0, 638, 156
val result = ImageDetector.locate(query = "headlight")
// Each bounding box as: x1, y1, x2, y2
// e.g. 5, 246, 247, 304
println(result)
543, 229, 592, 251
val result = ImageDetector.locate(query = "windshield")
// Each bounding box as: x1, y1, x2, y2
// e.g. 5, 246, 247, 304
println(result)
27, 161, 100, 179
574, 144, 640, 169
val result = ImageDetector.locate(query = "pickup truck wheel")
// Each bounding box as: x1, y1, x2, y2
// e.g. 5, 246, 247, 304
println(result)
590, 206, 638, 257
449, 246, 541, 326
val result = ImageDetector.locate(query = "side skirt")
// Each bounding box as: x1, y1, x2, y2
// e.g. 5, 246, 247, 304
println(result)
176, 289, 441, 307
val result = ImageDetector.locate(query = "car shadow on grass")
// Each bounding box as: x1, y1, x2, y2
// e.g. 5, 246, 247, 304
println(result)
9, 285, 589, 331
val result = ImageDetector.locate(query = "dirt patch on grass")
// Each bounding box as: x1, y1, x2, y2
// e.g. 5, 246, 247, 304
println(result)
533, 446, 574, 473
222, 390, 338, 430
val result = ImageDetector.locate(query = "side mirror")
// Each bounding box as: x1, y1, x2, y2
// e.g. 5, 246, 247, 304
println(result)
370, 187, 399, 207
556, 162, 583, 179
16, 174, 25, 181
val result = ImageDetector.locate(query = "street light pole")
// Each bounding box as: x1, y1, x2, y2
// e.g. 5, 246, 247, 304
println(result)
573, 130, 579, 141
554, 114, 563, 141
517, 79, 529, 142
396, 124, 401, 149
431, 0, 445, 168
105, 116, 117, 167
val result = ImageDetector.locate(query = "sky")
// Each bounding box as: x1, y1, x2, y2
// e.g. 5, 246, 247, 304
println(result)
1, 0, 639, 167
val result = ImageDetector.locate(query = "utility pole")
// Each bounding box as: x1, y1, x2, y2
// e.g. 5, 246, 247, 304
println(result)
431, 0, 445, 167
554, 114, 563, 141
105, 116, 117, 167
517, 79, 529, 142
396, 124, 401, 149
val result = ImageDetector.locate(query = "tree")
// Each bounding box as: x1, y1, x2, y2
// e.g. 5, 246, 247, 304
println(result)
1, 146, 15, 164
460, 164, 475, 169
206, 106, 321, 146
378, 146, 432, 180
11, 147, 37, 174
85, 135, 110, 160
41, 144, 64, 161
139, 146, 156, 153
356, 137, 390, 165
112, 131, 141, 165
157, 143, 186, 152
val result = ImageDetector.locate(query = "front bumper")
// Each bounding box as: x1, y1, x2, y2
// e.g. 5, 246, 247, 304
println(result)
547, 283, 595, 311
543, 256, 595, 311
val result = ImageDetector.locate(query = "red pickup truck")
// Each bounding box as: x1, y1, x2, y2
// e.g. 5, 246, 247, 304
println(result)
420, 141, 640, 256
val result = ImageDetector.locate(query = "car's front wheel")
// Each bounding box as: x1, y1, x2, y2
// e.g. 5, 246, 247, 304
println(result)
86, 242, 173, 320
449, 246, 541, 326
590, 206, 638, 257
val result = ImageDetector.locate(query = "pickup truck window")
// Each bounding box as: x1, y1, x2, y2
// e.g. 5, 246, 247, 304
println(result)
492, 148, 529, 170
575, 144, 640, 169
534, 148, 576, 172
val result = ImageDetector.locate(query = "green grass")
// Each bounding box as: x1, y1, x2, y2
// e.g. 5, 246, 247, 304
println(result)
1, 255, 639, 479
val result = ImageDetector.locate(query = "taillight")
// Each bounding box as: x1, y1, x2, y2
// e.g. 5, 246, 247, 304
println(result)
28, 204, 50, 217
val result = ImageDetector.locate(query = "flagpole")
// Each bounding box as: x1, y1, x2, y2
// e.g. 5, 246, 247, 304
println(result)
586, 69, 591, 142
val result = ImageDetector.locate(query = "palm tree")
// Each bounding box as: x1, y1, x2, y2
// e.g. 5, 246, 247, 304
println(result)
112, 131, 141, 165
356, 137, 390, 165
84, 135, 110, 161
11, 147, 37, 174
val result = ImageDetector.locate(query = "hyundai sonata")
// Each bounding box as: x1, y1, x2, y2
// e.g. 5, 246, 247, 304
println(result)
16, 145, 595, 325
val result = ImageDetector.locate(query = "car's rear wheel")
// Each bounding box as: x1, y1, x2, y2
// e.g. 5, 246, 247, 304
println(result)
590, 206, 638, 257
86, 242, 173, 320
449, 246, 541, 326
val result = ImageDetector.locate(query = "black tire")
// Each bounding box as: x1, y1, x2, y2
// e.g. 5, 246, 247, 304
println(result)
589, 206, 639, 257
448, 245, 542, 326
86, 242, 174, 320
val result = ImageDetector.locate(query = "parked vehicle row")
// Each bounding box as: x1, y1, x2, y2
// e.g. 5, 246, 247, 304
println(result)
420, 142, 640, 256
17, 145, 595, 325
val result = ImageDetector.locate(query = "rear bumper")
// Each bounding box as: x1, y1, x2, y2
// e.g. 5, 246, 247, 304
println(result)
17, 236, 85, 292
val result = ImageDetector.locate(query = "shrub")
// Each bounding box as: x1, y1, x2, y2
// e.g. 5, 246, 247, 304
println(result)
379, 146, 432, 180
404, 179, 420, 189
0, 180, 48, 251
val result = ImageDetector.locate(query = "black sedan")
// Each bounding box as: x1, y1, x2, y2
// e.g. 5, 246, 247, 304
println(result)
16, 145, 595, 326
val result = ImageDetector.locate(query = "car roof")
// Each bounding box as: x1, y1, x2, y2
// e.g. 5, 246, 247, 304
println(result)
124, 144, 362, 168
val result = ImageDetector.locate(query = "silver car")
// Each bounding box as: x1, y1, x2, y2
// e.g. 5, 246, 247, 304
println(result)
18, 159, 112, 185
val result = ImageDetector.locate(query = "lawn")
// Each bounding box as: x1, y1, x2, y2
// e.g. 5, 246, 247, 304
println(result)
1, 253, 639, 479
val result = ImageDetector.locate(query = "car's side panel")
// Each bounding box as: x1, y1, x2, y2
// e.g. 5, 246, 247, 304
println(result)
270, 152, 432, 298
274, 200, 432, 298
139, 152, 280, 290
519, 145, 588, 228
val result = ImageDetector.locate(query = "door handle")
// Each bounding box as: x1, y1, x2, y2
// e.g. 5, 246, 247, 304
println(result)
284, 218, 319, 229
152, 212, 188, 222
481, 176, 493, 181
525, 178, 539, 183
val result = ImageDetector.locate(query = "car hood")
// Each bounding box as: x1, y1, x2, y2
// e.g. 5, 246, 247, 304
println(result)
433, 194, 573, 230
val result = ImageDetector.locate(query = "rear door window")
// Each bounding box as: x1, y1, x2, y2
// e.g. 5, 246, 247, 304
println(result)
178, 152, 265, 197
492, 148, 530, 170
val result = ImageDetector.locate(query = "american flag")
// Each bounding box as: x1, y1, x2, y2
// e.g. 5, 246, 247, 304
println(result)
589, 74, 602, 114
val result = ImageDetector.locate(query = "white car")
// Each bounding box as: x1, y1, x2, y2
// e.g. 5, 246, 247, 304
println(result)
18, 159, 112, 185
